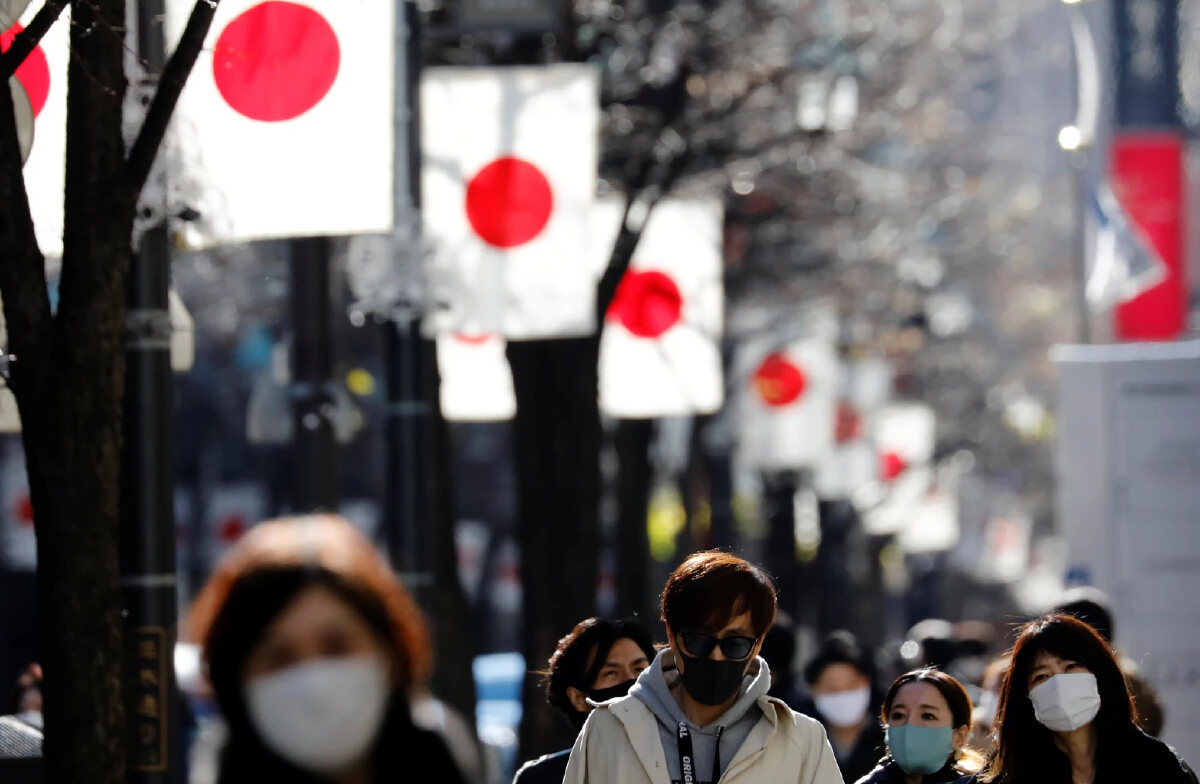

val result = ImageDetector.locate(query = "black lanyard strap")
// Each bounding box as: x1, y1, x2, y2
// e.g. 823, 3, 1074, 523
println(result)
677, 721, 725, 784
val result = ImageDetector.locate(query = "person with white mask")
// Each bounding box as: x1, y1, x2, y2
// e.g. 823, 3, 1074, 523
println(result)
975, 614, 1197, 784
800, 631, 885, 783
186, 515, 469, 784
969, 655, 1008, 757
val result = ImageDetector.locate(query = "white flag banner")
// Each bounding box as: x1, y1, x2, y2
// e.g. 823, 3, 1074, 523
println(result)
897, 488, 960, 553
875, 403, 935, 480
165, 0, 394, 246
814, 358, 893, 499
597, 198, 724, 418
5, 5, 67, 256
738, 338, 840, 469
422, 65, 600, 339
437, 333, 517, 422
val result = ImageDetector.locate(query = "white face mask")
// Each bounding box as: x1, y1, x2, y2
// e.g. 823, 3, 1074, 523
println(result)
813, 686, 872, 727
246, 655, 391, 775
1029, 672, 1101, 732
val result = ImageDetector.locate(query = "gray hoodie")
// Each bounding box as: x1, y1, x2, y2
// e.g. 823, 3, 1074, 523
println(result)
629, 649, 771, 784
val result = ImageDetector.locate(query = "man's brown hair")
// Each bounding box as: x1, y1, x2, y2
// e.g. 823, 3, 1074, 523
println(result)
661, 551, 777, 638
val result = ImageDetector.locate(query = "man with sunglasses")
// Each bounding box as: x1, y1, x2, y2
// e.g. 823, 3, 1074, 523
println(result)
565, 551, 843, 784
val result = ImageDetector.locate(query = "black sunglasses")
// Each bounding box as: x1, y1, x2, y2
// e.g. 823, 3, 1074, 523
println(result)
678, 631, 757, 661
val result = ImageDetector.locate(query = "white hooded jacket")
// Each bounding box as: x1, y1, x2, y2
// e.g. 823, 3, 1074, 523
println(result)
563, 651, 845, 784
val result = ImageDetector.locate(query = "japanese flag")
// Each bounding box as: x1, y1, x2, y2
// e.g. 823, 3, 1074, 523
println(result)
597, 198, 724, 419
4, 4, 68, 256
813, 358, 893, 499
165, 0, 394, 246
422, 65, 600, 339
737, 338, 840, 469
875, 403, 935, 481
437, 333, 517, 422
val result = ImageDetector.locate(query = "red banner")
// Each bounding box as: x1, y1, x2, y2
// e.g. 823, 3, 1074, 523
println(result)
1112, 133, 1187, 341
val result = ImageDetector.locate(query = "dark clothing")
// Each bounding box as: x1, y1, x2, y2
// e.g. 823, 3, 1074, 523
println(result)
855, 758, 973, 784
795, 695, 886, 784
512, 749, 570, 784
960, 727, 1197, 784
767, 682, 808, 713
0, 715, 42, 784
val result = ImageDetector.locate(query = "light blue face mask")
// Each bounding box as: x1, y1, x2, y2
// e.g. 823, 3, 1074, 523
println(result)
886, 724, 956, 775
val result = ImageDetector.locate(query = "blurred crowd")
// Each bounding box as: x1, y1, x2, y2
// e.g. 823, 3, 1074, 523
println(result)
0, 515, 1192, 784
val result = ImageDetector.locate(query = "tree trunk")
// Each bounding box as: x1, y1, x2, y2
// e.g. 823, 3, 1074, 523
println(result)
0, 2, 136, 780
508, 337, 602, 761
424, 341, 479, 726
762, 472, 800, 619
613, 418, 653, 624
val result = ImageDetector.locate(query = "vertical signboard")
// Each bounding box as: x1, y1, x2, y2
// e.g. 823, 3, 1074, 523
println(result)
1111, 0, 1187, 341
1054, 342, 1200, 765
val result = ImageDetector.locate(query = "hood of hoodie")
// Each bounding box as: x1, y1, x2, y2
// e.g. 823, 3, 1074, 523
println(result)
631, 648, 771, 734
628, 649, 772, 782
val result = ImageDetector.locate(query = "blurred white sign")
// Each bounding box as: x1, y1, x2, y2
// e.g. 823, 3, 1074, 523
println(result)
437, 334, 517, 422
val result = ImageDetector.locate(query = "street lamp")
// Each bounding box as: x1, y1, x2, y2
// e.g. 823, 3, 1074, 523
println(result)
1060, 0, 1100, 343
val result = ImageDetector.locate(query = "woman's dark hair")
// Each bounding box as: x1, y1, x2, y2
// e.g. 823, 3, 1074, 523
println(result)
661, 551, 777, 638
882, 668, 973, 730
804, 630, 875, 686
542, 617, 656, 730
186, 515, 462, 784
979, 614, 1138, 784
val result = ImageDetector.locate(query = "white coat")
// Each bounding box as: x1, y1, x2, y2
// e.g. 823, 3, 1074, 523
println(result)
563, 688, 846, 784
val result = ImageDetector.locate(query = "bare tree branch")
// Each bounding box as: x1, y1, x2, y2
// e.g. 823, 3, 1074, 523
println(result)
0, 1, 68, 79
125, 0, 219, 194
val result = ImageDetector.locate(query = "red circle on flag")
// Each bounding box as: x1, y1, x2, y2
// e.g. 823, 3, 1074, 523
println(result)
1, 24, 50, 118
455, 333, 495, 345
607, 269, 683, 338
219, 514, 247, 543
835, 402, 863, 444
880, 451, 908, 482
212, 1, 340, 122
465, 157, 554, 249
14, 494, 33, 528
753, 354, 807, 407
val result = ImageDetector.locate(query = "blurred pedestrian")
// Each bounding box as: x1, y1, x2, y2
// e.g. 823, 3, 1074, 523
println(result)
513, 617, 656, 784
8, 663, 42, 730
1054, 587, 1165, 737
969, 655, 1009, 757
758, 612, 806, 711
801, 631, 886, 783
854, 668, 981, 784
186, 514, 468, 784
977, 614, 1196, 784
564, 551, 842, 784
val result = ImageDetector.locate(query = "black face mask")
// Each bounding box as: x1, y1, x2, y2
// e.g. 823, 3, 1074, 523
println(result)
569, 678, 639, 730
677, 651, 749, 706
589, 678, 638, 704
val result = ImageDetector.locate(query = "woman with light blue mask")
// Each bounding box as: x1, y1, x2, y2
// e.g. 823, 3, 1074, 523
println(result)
854, 669, 982, 784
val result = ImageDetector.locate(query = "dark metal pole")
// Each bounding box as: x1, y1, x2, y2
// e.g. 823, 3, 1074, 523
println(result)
290, 237, 340, 512
121, 1, 177, 780
1070, 150, 1092, 344
383, 0, 434, 593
